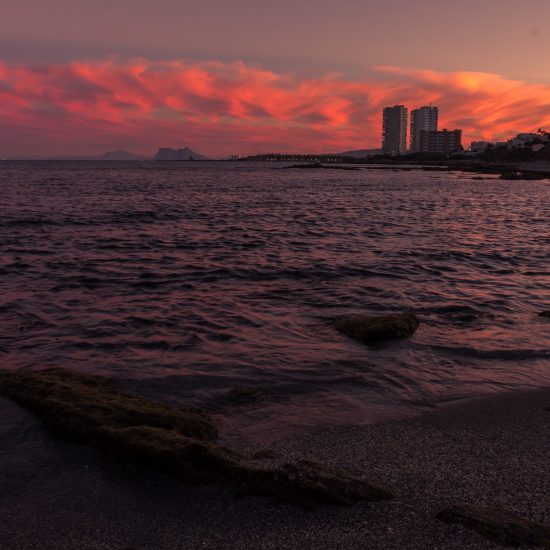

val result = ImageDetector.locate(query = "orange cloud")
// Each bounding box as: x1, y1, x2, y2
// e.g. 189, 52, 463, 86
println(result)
0, 59, 549, 157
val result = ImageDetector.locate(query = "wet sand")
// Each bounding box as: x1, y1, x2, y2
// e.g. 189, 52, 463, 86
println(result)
1, 387, 550, 549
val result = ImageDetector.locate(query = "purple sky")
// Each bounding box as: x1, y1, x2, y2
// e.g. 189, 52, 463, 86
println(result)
3, 0, 549, 80
1, 0, 549, 156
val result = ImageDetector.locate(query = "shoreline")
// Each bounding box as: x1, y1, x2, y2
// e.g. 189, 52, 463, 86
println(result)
2, 385, 550, 549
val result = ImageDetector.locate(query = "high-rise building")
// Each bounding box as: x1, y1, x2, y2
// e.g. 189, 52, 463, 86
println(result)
382, 105, 408, 156
419, 129, 462, 156
410, 106, 438, 152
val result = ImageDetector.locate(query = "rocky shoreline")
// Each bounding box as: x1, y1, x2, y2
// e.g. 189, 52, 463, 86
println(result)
2, 311, 550, 548
2, 373, 550, 548
0, 368, 392, 508
283, 160, 550, 180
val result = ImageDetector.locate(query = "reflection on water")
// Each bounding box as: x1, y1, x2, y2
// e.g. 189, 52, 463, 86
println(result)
0, 161, 549, 444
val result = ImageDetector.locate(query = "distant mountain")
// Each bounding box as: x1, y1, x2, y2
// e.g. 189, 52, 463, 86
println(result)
154, 147, 208, 161
336, 149, 383, 158
49, 150, 147, 161
91, 150, 147, 161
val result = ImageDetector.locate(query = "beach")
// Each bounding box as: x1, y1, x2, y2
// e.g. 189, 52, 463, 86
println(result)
1, 386, 549, 549
4, 0, 550, 547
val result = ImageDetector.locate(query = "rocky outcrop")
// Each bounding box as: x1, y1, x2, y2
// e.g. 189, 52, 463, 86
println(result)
0, 368, 393, 507
436, 505, 550, 548
154, 147, 208, 161
336, 313, 419, 344
539, 310, 550, 319
0, 367, 217, 441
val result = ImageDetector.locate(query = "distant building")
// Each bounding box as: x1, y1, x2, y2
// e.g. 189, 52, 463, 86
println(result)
382, 105, 408, 156
419, 129, 462, 155
471, 141, 492, 153
410, 106, 438, 152
507, 133, 544, 149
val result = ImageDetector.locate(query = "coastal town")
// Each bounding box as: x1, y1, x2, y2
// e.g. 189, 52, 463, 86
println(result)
382, 103, 550, 159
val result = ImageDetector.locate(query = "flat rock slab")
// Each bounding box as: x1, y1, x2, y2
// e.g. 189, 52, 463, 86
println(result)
336, 313, 419, 344
0, 367, 218, 441
0, 368, 393, 508
436, 504, 550, 548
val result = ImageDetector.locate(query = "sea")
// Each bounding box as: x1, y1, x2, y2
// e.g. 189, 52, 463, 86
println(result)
1, 160, 549, 445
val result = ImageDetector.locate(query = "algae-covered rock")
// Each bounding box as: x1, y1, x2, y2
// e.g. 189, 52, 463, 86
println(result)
436, 505, 550, 548
0, 368, 217, 442
0, 368, 393, 507
336, 313, 419, 344
252, 449, 278, 460
233, 459, 393, 507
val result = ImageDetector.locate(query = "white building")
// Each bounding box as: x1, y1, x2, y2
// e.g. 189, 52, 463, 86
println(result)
382, 105, 408, 156
410, 106, 438, 152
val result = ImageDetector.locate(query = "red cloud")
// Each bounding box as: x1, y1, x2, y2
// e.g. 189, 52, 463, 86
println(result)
1, 59, 549, 157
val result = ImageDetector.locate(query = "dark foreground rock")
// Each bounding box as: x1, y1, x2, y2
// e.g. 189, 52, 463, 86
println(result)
0, 368, 392, 507
436, 505, 550, 548
539, 310, 550, 319
336, 313, 419, 344
0, 367, 218, 441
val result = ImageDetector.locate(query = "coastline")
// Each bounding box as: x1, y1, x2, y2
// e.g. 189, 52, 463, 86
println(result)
2, 386, 550, 549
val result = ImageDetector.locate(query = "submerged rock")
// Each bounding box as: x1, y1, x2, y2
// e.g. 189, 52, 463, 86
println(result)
0, 368, 393, 507
233, 459, 392, 507
0, 368, 217, 442
436, 505, 550, 548
499, 171, 548, 181
286, 162, 324, 169
336, 313, 419, 344
252, 449, 278, 460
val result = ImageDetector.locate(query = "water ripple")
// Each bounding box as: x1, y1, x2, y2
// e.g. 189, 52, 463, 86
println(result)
0, 160, 549, 443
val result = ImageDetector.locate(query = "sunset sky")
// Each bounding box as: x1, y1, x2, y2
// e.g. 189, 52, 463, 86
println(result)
1, 0, 549, 157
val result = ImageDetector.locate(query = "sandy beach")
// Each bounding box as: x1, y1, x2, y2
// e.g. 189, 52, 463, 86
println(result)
1, 385, 549, 549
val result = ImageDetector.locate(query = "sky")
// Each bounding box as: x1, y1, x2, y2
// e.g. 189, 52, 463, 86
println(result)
1, 0, 549, 157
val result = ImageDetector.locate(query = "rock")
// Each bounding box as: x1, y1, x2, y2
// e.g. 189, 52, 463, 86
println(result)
252, 449, 278, 460
233, 459, 393, 508
499, 171, 548, 181
0, 368, 217, 442
539, 310, 550, 319
436, 505, 550, 548
0, 368, 393, 507
335, 313, 419, 344
286, 162, 324, 169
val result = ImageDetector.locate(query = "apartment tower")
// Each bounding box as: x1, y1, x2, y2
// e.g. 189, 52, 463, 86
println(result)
382, 105, 408, 156
410, 105, 438, 152
419, 129, 462, 155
